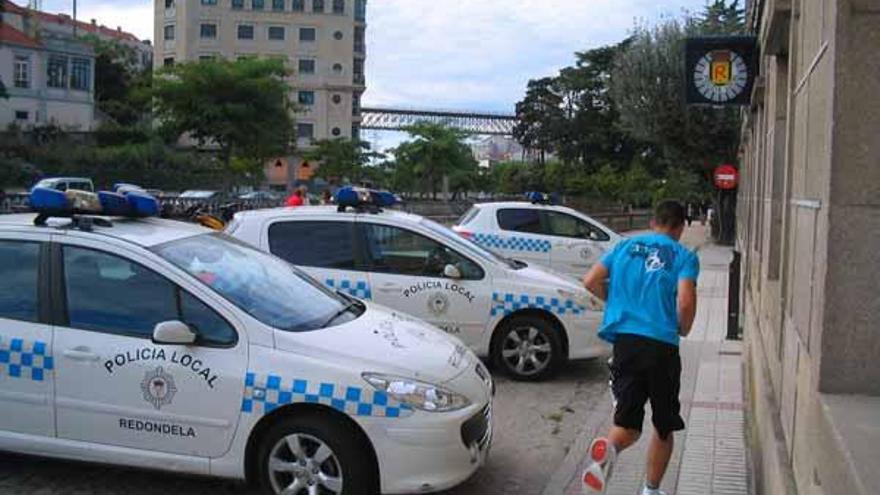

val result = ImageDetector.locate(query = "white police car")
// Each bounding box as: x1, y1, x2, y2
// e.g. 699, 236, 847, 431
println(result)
0, 186, 493, 494
453, 193, 622, 281
227, 188, 609, 382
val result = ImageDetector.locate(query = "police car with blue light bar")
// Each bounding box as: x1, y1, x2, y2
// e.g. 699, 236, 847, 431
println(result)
453, 192, 623, 281
0, 185, 493, 494
228, 187, 610, 382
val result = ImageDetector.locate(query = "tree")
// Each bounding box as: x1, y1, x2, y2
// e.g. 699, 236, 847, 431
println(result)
83, 35, 152, 126
513, 77, 564, 166
304, 138, 383, 185
153, 58, 296, 180
611, 2, 744, 175
391, 122, 478, 198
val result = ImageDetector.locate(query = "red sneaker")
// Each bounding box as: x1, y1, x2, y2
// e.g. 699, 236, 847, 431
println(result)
581, 437, 616, 494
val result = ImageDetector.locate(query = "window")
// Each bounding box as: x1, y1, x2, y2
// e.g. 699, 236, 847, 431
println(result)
353, 26, 365, 53
70, 58, 91, 91
0, 241, 40, 323
352, 92, 361, 115
312, 0, 324, 13
62, 246, 235, 345
497, 209, 541, 234
200, 23, 217, 39
201, 0, 218, 5
269, 221, 357, 269
268, 26, 285, 40
165, 0, 174, 8
543, 211, 610, 241
199, 55, 217, 62
14, 55, 30, 89
332, 0, 344, 14
272, 0, 284, 10
47, 54, 68, 88
298, 91, 315, 105
351, 124, 360, 141
297, 123, 314, 139
292, 0, 304, 11
164, 24, 175, 40
238, 24, 255, 39
156, 233, 356, 333
352, 58, 364, 84
252, 0, 264, 9
298, 58, 315, 74
15, 110, 29, 120
232, 0, 244, 9
163, 57, 175, 67
362, 224, 483, 279
299, 27, 316, 42
354, 0, 365, 21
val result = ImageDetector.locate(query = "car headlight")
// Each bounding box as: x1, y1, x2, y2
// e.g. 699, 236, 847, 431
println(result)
362, 373, 471, 412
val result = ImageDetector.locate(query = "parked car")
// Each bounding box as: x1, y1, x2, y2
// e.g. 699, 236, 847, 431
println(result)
227, 189, 609, 381
31, 177, 94, 192
453, 197, 622, 281
0, 190, 493, 494
239, 191, 281, 201
179, 190, 221, 200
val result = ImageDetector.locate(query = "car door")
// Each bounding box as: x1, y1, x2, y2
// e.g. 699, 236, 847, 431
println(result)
265, 219, 372, 301
488, 208, 552, 268
359, 221, 491, 348
51, 239, 247, 457
543, 211, 613, 279
0, 233, 55, 437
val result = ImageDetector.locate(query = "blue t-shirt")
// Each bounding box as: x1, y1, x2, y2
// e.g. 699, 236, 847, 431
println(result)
597, 233, 699, 346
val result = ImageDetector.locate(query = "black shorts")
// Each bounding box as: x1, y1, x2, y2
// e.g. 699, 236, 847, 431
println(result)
610, 333, 684, 438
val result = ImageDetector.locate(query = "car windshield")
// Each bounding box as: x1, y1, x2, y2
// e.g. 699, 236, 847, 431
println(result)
154, 233, 361, 332
419, 217, 523, 270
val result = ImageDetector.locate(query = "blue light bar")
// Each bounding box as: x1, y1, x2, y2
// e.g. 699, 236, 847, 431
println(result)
334, 186, 398, 210
31, 184, 160, 222
525, 191, 558, 205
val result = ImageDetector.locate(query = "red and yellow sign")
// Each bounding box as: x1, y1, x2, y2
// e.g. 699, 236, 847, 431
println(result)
710, 51, 732, 86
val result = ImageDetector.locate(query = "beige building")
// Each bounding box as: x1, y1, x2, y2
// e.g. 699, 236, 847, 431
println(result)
155, 0, 367, 190
737, 0, 880, 494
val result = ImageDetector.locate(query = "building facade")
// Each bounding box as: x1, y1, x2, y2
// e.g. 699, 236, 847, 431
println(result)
155, 0, 367, 190
0, 1, 151, 131
737, 1, 880, 494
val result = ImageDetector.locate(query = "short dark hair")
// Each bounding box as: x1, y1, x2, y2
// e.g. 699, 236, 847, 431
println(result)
654, 200, 686, 228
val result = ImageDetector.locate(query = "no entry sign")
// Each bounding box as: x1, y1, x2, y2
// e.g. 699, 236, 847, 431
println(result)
714, 164, 739, 190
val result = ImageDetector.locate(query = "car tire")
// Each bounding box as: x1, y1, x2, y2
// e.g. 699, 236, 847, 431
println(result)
255, 412, 378, 495
492, 315, 564, 381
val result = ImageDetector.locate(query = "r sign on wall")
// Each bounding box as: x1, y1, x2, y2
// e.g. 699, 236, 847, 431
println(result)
686, 36, 757, 106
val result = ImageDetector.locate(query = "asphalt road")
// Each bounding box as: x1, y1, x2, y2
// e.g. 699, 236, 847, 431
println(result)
0, 359, 610, 495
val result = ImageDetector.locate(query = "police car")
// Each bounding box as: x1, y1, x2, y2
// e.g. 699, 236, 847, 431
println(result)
452, 193, 622, 281
0, 186, 493, 494
227, 188, 609, 382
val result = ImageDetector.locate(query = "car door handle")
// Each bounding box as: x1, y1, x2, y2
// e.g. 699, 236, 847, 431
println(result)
377, 283, 403, 293
63, 347, 101, 362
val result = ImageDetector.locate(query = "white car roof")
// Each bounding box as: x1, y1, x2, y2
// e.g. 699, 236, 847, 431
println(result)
234, 205, 427, 224
0, 214, 212, 248
472, 201, 575, 213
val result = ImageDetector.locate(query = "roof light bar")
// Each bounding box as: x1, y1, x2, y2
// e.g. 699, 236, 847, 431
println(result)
335, 186, 398, 212
525, 191, 559, 205
30, 184, 160, 226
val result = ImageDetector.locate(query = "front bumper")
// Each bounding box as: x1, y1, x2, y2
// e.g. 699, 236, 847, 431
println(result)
361, 400, 493, 494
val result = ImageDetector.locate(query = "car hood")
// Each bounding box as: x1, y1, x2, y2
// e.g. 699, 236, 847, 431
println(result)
504, 262, 585, 292
273, 302, 473, 384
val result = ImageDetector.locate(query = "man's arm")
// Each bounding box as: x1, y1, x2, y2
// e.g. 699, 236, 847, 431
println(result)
583, 263, 609, 302
677, 279, 697, 337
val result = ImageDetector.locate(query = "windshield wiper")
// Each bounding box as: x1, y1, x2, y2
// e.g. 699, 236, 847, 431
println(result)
321, 302, 358, 328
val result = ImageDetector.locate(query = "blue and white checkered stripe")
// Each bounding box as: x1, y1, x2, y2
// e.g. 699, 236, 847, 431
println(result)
241, 372, 413, 418
490, 292, 586, 317
325, 278, 372, 300
0, 337, 53, 382
472, 233, 552, 253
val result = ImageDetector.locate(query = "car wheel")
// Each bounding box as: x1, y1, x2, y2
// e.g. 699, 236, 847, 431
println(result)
256, 412, 378, 495
492, 315, 563, 381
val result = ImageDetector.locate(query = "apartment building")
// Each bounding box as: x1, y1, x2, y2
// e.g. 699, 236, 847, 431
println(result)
155, 0, 367, 190
737, 1, 880, 494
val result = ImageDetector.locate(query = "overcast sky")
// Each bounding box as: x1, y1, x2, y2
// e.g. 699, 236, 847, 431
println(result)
40, 0, 707, 149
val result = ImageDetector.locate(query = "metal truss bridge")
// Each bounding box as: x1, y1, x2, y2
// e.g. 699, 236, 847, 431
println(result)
360, 107, 517, 136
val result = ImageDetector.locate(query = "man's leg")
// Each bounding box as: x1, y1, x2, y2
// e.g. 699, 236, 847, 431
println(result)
608, 425, 640, 452
645, 429, 674, 488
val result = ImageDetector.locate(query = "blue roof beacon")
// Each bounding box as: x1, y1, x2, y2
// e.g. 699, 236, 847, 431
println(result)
30, 182, 160, 226
335, 186, 398, 213
525, 191, 559, 205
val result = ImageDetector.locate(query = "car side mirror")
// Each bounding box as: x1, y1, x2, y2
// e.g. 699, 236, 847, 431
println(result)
152, 320, 197, 346
444, 264, 463, 280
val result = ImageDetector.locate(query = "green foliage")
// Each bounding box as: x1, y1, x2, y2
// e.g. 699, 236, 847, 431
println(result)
82, 35, 152, 126
390, 122, 479, 197
153, 58, 296, 176
305, 138, 382, 185
0, 156, 33, 189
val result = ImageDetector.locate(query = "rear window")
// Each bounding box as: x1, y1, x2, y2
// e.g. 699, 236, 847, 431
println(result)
497, 208, 542, 234
457, 207, 479, 226
268, 221, 357, 270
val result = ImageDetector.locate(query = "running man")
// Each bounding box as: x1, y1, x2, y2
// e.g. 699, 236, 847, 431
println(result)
580, 200, 699, 495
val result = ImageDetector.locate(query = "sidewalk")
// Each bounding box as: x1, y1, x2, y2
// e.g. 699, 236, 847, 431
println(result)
543, 225, 750, 495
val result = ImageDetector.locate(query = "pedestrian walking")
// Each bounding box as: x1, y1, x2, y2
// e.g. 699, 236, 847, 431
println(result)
686, 202, 696, 227
580, 200, 699, 495
299, 185, 311, 206
320, 189, 333, 205
284, 188, 304, 207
